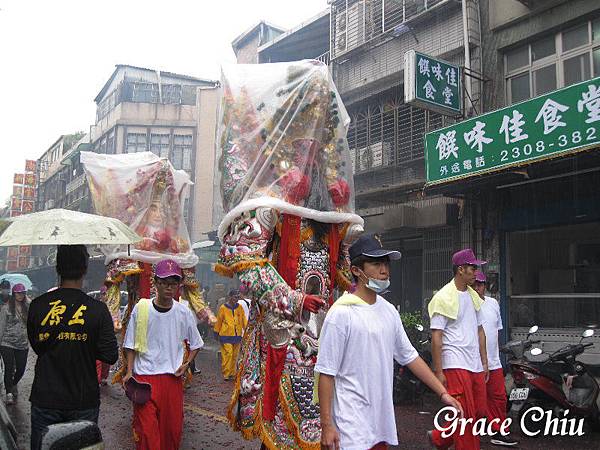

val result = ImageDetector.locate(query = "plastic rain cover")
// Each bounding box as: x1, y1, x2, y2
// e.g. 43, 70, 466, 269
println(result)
80, 151, 198, 267
214, 60, 363, 239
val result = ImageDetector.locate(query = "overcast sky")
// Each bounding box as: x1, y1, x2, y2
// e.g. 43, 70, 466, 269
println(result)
0, 0, 328, 203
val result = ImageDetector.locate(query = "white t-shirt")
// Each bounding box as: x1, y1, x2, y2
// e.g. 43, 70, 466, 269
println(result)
123, 299, 204, 375
479, 295, 503, 370
430, 290, 483, 373
315, 295, 418, 450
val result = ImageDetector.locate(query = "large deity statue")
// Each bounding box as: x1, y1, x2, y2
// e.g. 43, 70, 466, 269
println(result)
214, 60, 363, 449
81, 151, 214, 382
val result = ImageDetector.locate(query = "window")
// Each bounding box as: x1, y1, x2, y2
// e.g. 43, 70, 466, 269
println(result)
173, 134, 193, 171
126, 133, 147, 153
106, 130, 116, 155
132, 82, 159, 103
505, 20, 599, 105
162, 85, 183, 104
150, 133, 170, 158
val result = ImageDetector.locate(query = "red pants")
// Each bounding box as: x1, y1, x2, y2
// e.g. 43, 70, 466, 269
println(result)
431, 369, 487, 450
486, 368, 507, 433
370, 443, 388, 450
96, 360, 110, 383
132, 374, 184, 450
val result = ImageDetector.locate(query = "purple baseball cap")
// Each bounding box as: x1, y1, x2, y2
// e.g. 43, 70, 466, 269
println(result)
452, 249, 486, 266
155, 259, 182, 279
474, 270, 487, 283
12, 283, 26, 293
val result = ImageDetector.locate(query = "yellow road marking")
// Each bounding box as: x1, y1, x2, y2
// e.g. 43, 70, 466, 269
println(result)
184, 403, 229, 424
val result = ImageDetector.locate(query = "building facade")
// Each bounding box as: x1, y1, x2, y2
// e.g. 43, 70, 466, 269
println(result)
235, 0, 600, 359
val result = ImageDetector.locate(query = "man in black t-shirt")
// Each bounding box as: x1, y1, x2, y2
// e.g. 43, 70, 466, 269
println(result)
27, 245, 118, 450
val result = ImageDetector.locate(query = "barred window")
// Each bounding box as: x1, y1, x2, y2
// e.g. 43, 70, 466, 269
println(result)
150, 133, 170, 158
126, 133, 147, 153
173, 134, 193, 171
348, 90, 447, 174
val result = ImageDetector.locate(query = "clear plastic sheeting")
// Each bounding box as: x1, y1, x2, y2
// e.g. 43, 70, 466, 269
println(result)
80, 151, 198, 267
215, 60, 363, 239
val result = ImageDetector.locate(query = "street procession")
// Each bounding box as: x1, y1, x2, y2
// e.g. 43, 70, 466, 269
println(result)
1, 1, 600, 449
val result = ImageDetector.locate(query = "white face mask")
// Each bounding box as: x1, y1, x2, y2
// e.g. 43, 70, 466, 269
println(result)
358, 270, 390, 294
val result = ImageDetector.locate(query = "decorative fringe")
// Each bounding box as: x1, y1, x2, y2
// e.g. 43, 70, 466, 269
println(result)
335, 269, 352, 292
215, 259, 270, 278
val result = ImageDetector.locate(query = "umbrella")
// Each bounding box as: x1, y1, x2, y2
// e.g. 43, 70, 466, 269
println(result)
0, 209, 142, 246
0, 273, 33, 290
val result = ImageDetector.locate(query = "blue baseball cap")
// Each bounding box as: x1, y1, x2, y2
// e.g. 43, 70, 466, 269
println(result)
349, 234, 401, 262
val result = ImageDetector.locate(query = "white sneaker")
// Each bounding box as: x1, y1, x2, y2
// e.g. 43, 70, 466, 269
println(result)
6, 393, 14, 405
491, 437, 519, 446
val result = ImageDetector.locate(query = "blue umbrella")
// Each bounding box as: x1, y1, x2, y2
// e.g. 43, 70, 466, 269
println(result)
0, 273, 33, 290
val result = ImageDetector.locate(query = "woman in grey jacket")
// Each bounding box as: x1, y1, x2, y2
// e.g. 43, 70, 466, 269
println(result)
0, 283, 30, 404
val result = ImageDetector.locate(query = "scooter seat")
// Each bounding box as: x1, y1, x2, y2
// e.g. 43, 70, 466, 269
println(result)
530, 361, 567, 383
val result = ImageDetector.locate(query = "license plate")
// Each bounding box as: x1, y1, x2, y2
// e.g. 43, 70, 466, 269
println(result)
509, 387, 529, 401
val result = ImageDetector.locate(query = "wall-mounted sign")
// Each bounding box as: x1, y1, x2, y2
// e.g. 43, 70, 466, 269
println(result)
425, 77, 600, 185
404, 50, 462, 116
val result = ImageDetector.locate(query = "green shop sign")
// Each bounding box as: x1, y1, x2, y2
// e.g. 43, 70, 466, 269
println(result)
425, 77, 600, 185
404, 50, 462, 116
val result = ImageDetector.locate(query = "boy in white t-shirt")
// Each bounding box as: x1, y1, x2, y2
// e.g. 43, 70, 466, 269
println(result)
123, 259, 203, 450
317, 235, 463, 450
428, 249, 489, 450
473, 270, 518, 447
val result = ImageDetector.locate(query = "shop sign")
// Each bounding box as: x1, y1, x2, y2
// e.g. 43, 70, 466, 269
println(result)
25, 159, 37, 172
425, 77, 600, 185
24, 173, 36, 186
23, 187, 35, 199
13, 173, 24, 185
404, 50, 462, 116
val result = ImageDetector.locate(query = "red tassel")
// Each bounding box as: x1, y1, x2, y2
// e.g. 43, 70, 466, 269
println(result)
328, 224, 340, 306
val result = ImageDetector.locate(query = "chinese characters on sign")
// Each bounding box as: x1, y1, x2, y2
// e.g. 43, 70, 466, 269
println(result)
425, 77, 600, 185
7, 161, 37, 271
404, 50, 462, 116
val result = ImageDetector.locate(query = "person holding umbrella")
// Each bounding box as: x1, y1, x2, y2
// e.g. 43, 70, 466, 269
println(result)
0, 283, 30, 404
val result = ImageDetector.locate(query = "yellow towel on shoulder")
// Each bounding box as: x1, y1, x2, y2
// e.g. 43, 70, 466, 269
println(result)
313, 293, 369, 404
134, 298, 152, 354
427, 280, 482, 320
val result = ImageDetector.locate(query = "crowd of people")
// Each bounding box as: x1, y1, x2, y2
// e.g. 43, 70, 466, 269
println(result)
1, 238, 514, 450
0, 61, 517, 450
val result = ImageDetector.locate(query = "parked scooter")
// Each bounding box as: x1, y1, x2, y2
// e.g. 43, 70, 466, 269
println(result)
393, 324, 432, 404
507, 329, 600, 433
501, 325, 541, 400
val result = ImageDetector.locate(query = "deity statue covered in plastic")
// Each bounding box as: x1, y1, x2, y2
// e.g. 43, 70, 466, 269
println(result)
214, 60, 363, 450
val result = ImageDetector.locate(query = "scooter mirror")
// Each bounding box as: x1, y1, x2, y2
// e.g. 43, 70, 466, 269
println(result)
582, 329, 594, 338
528, 325, 539, 335
416, 324, 424, 332
530, 347, 543, 356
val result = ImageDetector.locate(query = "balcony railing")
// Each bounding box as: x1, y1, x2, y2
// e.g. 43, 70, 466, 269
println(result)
316, 51, 331, 65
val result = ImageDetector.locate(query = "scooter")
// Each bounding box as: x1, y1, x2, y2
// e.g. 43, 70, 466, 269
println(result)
507, 329, 600, 433
393, 324, 432, 405
501, 325, 541, 403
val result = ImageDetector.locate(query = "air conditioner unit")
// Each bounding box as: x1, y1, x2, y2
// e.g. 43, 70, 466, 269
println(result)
346, 2, 365, 51
334, 1, 365, 56
334, 10, 347, 54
